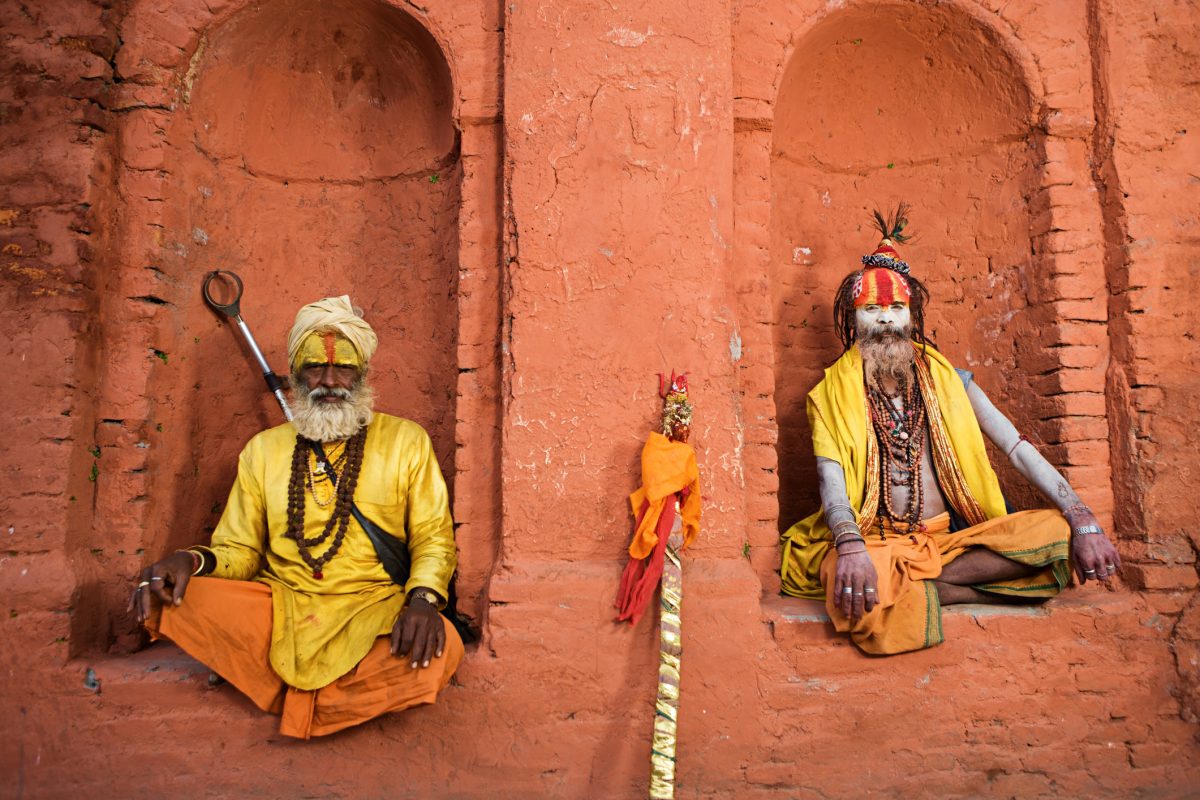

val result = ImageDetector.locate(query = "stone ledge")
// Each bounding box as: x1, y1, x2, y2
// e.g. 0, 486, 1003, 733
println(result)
762, 586, 1139, 647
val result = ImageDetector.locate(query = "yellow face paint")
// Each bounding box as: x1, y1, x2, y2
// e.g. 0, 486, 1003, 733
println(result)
292, 331, 363, 371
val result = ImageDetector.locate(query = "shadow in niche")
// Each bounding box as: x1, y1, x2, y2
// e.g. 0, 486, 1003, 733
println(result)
770, 1, 1042, 533
125, 0, 463, 637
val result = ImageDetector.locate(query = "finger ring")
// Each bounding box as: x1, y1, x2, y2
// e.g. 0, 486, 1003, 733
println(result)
842, 587, 853, 594
1084, 569, 1096, 574
137, 580, 151, 588
1105, 564, 1115, 570
853, 592, 864, 597
150, 576, 165, 582
864, 588, 876, 594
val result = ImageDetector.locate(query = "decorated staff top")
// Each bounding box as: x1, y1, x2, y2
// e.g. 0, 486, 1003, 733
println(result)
659, 371, 693, 443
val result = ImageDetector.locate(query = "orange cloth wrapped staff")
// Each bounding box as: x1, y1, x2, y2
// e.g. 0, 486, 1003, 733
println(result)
615, 372, 701, 800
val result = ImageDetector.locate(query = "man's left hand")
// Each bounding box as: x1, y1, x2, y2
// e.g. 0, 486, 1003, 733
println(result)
390, 593, 445, 669
1071, 528, 1122, 584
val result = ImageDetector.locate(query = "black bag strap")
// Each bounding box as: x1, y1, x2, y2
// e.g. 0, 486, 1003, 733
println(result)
308, 440, 477, 643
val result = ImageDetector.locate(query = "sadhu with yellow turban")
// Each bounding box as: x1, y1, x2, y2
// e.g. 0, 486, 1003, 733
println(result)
133, 296, 463, 738
780, 205, 1122, 655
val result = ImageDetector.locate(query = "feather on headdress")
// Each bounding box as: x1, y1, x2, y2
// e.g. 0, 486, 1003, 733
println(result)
861, 202, 913, 274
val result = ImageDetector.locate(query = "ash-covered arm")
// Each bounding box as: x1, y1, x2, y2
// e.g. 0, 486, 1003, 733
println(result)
964, 380, 1084, 513
816, 455, 877, 616
817, 456, 858, 529
964, 377, 1122, 583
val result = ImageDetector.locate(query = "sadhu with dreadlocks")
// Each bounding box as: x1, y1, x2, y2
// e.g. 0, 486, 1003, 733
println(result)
132, 297, 462, 737
780, 206, 1122, 654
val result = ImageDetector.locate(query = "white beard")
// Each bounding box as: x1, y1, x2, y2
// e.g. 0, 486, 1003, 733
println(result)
290, 381, 375, 442
858, 321, 915, 386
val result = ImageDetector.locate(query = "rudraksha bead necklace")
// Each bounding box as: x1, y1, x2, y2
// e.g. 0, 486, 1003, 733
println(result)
285, 427, 367, 579
866, 369, 929, 536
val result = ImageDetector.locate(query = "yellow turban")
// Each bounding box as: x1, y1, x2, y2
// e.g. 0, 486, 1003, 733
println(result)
287, 296, 378, 371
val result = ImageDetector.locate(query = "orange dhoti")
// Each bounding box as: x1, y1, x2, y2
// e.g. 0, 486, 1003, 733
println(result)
820, 509, 1071, 655
146, 577, 464, 739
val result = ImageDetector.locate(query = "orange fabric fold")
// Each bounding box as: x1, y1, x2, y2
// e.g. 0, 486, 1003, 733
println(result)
626, 432, 701, 559
820, 510, 1071, 655
146, 577, 462, 739
615, 432, 702, 625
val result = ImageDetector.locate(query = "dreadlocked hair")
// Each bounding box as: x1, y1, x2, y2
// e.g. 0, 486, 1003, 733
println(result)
832, 269, 934, 353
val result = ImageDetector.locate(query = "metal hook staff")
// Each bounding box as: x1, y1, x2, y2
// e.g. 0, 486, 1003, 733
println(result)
201, 269, 293, 420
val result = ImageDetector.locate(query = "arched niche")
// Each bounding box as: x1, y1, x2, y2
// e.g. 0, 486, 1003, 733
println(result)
146, 0, 461, 557
771, 2, 1042, 529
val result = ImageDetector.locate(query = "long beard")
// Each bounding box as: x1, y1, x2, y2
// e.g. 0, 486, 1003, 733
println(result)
290, 381, 375, 442
858, 321, 915, 386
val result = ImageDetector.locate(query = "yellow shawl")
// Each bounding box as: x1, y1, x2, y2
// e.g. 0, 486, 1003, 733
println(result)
779, 344, 1008, 598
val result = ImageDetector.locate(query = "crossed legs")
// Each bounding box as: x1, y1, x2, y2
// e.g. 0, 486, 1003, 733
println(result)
933, 546, 1039, 604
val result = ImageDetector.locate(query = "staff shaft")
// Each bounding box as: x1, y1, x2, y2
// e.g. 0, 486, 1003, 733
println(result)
649, 512, 684, 800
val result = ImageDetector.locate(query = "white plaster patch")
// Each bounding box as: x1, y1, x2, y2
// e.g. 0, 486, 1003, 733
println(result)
729, 330, 743, 363
604, 27, 653, 47
821, 190, 832, 208
191, 227, 209, 245
792, 245, 812, 264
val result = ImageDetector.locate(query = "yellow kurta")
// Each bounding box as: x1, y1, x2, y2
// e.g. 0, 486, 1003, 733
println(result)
199, 413, 456, 691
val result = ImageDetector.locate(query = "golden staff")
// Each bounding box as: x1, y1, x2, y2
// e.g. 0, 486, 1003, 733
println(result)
615, 371, 697, 800
650, 503, 685, 799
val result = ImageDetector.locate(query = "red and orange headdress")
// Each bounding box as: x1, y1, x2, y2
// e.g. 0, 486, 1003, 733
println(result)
852, 203, 914, 307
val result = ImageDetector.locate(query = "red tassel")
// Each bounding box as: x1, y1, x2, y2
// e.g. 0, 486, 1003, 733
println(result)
615, 498, 677, 625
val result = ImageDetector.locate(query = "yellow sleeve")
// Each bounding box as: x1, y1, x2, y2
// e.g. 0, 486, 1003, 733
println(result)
402, 429, 456, 602
808, 392, 840, 464
206, 440, 267, 581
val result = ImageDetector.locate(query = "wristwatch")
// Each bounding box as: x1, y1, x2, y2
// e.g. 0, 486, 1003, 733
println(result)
408, 587, 441, 607
1072, 524, 1103, 536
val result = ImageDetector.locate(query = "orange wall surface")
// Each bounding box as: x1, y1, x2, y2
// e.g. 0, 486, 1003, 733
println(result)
1, 0, 1198, 797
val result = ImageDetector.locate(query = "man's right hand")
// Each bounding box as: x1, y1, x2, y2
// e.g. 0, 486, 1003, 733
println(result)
129, 551, 196, 623
833, 550, 879, 621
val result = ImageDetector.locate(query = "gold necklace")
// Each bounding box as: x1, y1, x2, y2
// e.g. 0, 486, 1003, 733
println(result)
306, 442, 348, 508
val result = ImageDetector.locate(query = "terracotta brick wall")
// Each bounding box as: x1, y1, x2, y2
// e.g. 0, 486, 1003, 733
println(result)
2, 0, 1198, 796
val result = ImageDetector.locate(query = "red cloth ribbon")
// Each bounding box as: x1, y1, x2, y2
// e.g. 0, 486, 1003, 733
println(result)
615, 487, 689, 625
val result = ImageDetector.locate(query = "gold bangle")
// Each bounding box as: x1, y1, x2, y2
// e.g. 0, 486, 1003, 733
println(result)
181, 549, 204, 576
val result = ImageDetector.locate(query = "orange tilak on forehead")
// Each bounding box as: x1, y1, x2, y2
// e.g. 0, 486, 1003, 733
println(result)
294, 330, 363, 369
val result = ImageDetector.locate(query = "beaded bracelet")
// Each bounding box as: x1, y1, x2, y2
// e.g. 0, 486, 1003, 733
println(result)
1062, 502, 1091, 518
